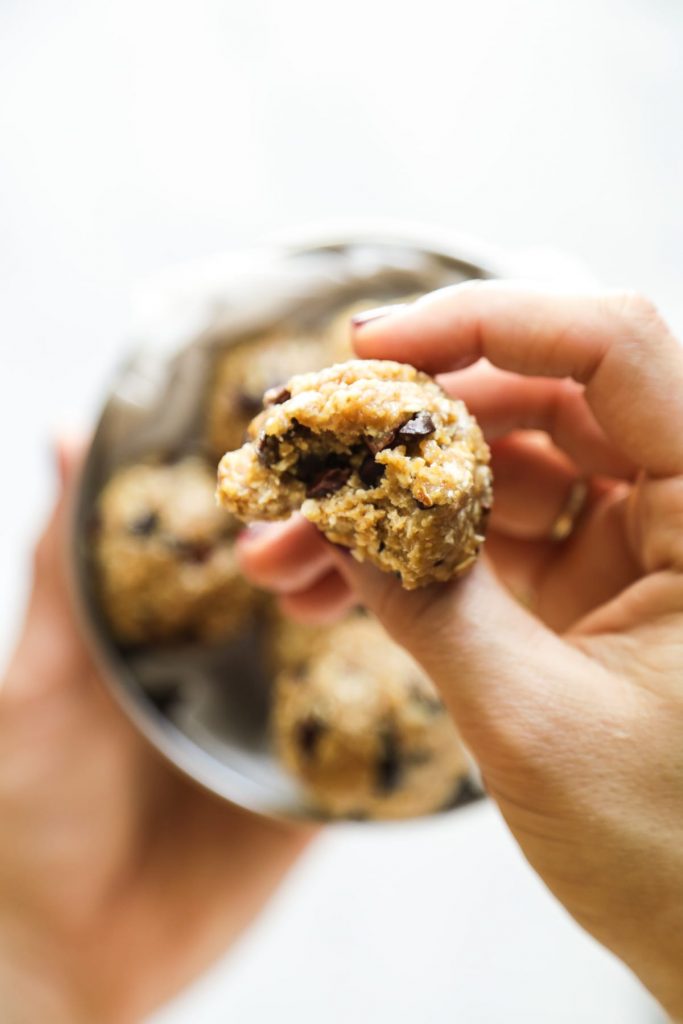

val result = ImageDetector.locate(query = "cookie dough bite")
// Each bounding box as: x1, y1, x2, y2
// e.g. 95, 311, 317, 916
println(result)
271, 614, 470, 820
217, 359, 492, 589
207, 331, 332, 457
93, 458, 257, 645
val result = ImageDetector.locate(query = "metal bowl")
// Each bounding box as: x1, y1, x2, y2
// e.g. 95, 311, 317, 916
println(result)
72, 227, 511, 820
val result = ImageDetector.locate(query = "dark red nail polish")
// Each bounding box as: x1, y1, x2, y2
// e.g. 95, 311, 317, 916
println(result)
351, 303, 407, 329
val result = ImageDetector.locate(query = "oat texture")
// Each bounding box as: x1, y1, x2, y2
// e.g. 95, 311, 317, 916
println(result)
217, 359, 492, 588
93, 458, 257, 644
271, 614, 470, 819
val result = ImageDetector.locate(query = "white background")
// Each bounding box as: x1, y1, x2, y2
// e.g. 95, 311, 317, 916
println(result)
1, 1, 680, 1020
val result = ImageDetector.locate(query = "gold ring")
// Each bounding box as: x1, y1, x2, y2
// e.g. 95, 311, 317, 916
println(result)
549, 478, 589, 542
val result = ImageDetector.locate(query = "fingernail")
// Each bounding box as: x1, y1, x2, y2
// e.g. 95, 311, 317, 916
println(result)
351, 304, 407, 329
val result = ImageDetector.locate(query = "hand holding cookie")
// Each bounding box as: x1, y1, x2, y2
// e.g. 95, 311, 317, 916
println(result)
237, 282, 683, 1019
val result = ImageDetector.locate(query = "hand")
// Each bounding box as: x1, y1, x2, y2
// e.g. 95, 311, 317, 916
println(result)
237, 283, 683, 1018
0, 439, 314, 1024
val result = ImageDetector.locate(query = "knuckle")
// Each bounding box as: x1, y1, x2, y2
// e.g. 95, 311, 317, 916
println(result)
605, 289, 666, 334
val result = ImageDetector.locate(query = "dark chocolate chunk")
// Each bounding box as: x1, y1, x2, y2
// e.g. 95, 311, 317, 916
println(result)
264, 385, 291, 407
287, 418, 314, 440
296, 715, 326, 759
358, 453, 385, 488
256, 431, 280, 467
375, 728, 403, 795
364, 429, 399, 455
306, 466, 352, 498
396, 411, 436, 441
293, 452, 328, 484
174, 539, 214, 564
235, 390, 263, 417
129, 511, 159, 536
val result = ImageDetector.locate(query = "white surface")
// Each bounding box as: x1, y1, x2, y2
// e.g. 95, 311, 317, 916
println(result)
0, 0, 679, 1020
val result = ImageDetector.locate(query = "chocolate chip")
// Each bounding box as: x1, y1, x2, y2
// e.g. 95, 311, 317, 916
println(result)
306, 466, 352, 498
286, 418, 313, 440
358, 453, 385, 488
293, 452, 328, 484
364, 429, 399, 455
375, 728, 403, 795
174, 539, 213, 564
264, 385, 291, 406
235, 390, 263, 417
396, 411, 436, 441
129, 511, 159, 536
297, 715, 326, 759
256, 431, 280, 467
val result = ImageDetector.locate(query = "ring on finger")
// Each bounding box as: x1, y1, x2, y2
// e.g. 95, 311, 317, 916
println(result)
549, 478, 589, 542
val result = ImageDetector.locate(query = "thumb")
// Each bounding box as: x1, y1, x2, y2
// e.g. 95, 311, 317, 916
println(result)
328, 549, 603, 772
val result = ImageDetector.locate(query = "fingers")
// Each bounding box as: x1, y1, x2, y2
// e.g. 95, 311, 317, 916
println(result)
439, 362, 635, 478
236, 516, 335, 593
278, 570, 356, 625
237, 516, 354, 625
326, 547, 599, 766
488, 433, 580, 541
237, 436, 594, 624
353, 282, 683, 476
535, 483, 640, 631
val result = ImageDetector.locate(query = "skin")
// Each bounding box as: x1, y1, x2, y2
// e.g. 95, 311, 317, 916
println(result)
237, 283, 683, 1019
0, 439, 315, 1024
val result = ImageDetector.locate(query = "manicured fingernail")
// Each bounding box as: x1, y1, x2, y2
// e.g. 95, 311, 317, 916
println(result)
351, 304, 407, 329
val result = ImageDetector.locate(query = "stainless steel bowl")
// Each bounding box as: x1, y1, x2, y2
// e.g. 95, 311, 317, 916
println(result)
72, 227, 511, 820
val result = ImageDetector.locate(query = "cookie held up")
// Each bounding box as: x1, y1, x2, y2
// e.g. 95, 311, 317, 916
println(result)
216, 360, 493, 589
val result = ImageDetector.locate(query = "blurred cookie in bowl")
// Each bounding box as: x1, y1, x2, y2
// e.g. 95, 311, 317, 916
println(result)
91, 457, 259, 646
270, 613, 473, 820
205, 298, 399, 458
206, 331, 330, 457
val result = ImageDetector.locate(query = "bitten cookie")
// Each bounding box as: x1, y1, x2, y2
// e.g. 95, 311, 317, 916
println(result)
93, 458, 257, 645
216, 359, 492, 588
271, 614, 471, 820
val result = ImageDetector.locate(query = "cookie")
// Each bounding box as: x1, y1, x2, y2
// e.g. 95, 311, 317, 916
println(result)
92, 458, 257, 645
207, 332, 333, 457
205, 301, 392, 457
216, 359, 492, 588
271, 614, 471, 819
